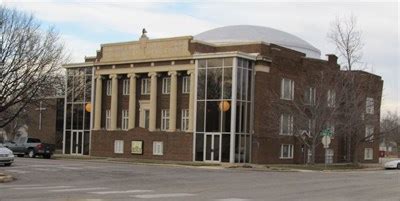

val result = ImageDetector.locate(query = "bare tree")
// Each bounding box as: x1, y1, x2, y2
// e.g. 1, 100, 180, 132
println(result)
328, 14, 363, 71
381, 112, 400, 149
0, 6, 67, 128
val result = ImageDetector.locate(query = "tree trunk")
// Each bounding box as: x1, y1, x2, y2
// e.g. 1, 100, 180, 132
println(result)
352, 142, 359, 166
309, 144, 316, 165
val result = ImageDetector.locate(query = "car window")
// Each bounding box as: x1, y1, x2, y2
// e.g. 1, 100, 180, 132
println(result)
27, 138, 41, 143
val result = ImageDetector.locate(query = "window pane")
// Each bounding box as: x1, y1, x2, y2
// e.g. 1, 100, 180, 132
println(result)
195, 134, 204, 161
197, 69, 206, 100
223, 68, 232, 99
205, 101, 221, 132
223, 58, 233, 67
207, 68, 222, 99
196, 101, 205, 132
207, 58, 223, 67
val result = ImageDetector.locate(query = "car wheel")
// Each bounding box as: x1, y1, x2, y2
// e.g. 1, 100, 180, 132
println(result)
28, 149, 36, 158
43, 154, 51, 159
397, 163, 400, 169
4, 163, 11, 167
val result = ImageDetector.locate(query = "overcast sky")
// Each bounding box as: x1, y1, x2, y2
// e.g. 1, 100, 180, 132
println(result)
4, 1, 399, 115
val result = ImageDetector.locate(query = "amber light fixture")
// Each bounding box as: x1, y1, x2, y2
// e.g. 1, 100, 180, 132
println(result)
219, 101, 230, 112
85, 103, 92, 112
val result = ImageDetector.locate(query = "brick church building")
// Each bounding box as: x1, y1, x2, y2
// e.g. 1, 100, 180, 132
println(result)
63, 25, 383, 164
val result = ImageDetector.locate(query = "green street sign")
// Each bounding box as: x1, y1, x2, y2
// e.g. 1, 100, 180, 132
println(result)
320, 129, 333, 137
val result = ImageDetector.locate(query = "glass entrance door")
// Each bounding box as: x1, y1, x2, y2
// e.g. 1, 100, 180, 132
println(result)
70, 131, 83, 155
204, 133, 221, 162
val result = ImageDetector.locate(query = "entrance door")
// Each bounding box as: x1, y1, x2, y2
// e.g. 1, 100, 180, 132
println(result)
204, 133, 221, 162
70, 131, 84, 155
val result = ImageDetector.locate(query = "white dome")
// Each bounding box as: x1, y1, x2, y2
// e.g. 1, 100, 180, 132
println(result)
194, 25, 321, 59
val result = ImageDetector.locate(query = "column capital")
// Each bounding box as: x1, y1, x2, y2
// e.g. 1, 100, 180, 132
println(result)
109, 74, 119, 79
168, 71, 178, 76
127, 73, 138, 78
95, 75, 104, 80
148, 72, 158, 78
187, 69, 195, 75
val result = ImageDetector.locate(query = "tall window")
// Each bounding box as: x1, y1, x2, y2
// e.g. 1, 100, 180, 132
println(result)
153, 141, 163, 155
121, 110, 129, 130
122, 79, 130, 96
105, 110, 111, 129
114, 140, 124, 154
280, 144, 294, 159
162, 77, 171, 94
161, 109, 170, 131
364, 148, 373, 160
141, 78, 150, 95
304, 87, 316, 105
181, 109, 189, 131
365, 125, 374, 141
182, 76, 190, 94
106, 80, 112, 96
327, 90, 336, 107
280, 114, 293, 135
366, 97, 374, 114
144, 109, 150, 129
281, 78, 294, 100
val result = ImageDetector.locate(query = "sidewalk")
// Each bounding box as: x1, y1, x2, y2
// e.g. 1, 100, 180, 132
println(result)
53, 154, 384, 172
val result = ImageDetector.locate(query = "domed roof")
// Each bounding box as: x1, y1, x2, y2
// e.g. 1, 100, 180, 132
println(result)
194, 25, 321, 59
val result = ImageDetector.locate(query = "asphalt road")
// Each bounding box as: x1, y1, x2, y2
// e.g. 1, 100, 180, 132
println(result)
0, 157, 399, 201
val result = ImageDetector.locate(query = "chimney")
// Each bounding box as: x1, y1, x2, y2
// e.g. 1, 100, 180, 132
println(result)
326, 54, 338, 64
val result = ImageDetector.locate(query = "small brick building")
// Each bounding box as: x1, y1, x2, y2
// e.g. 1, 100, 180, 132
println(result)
63, 25, 382, 164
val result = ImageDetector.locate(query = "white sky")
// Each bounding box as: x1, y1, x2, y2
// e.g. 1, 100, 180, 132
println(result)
3, 0, 399, 115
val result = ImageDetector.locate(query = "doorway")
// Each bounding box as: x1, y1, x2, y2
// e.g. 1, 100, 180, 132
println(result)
204, 133, 221, 162
70, 131, 83, 155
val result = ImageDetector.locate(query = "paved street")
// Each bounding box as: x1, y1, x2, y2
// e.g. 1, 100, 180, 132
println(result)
0, 158, 399, 201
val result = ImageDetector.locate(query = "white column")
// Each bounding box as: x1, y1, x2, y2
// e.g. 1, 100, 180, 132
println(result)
168, 71, 178, 132
187, 70, 195, 132
230, 58, 238, 163
94, 75, 102, 130
128, 73, 137, 130
110, 74, 118, 130
148, 72, 158, 132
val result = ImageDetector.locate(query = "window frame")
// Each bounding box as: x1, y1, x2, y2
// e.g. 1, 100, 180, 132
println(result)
153, 141, 163, 155
114, 140, 124, 154
121, 110, 129, 130
364, 148, 373, 160
281, 78, 294, 100
366, 97, 374, 114
327, 90, 336, 108
122, 79, 130, 96
161, 109, 170, 131
162, 77, 171, 94
280, 114, 294, 135
182, 76, 190, 94
365, 125, 374, 141
106, 80, 112, 96
280, 144, 294, 159
181, 109, 189, 131
304, 87, 316, 105
105, 109, 111, 129
141, 78, 151, 95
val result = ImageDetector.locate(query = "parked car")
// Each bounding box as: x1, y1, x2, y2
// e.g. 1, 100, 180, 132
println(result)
384, 159, 400, 169
0, 145, 14, 166
4, 137, 55, 159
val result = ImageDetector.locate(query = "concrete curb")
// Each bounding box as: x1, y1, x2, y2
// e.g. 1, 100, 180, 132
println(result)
0, 173, 14, 183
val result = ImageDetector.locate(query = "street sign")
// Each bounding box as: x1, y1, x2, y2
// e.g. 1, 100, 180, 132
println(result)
320, 128, 333, 137
322, 136, 331, 148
